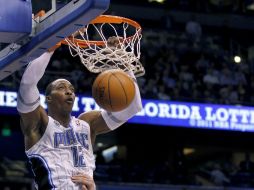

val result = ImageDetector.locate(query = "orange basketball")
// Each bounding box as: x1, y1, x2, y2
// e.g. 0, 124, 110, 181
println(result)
92, 69, 135, 112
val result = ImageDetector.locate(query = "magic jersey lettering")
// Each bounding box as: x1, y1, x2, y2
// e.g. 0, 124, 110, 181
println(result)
26, 116, 95, 190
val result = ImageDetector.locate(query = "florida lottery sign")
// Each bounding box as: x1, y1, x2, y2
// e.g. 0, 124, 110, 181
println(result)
1, 90, 254, 132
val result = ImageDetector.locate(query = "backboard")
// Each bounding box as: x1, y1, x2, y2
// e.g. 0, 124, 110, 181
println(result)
0, 0, 110, 81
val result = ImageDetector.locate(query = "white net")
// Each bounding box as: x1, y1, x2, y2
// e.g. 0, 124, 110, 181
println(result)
64, 15, 145, 77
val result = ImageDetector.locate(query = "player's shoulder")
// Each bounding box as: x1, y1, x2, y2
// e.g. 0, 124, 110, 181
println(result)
78, 110, 101, 126
72, 116, 90, 130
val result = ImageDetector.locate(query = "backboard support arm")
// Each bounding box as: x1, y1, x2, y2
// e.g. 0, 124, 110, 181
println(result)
0, 0, 110, 81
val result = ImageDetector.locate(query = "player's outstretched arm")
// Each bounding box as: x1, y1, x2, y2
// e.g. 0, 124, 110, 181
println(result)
100, 70, 142, 129
17, 51, 54, 149
79, 70, 142, 143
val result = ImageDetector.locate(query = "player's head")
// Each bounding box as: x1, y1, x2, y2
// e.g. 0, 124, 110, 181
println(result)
45, 79, 75, 113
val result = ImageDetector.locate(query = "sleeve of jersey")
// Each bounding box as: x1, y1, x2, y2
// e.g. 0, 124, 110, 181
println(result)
17, 52, 54, 113
101, 71, 143, 130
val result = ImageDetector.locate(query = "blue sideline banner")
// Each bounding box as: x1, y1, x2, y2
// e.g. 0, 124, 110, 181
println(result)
1, 90, 254, 132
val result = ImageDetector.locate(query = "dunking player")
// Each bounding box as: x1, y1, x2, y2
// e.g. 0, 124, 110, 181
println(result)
17, 38, 142, 189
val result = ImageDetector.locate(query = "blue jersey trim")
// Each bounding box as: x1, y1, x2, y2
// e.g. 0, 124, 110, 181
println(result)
28, 154, 56, 190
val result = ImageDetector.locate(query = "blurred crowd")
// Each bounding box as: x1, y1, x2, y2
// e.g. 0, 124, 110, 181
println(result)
0, 151, 254, 190
118, 0, 254, 15
94, 151, 254, 188
1, 151, 254, 188
138, 28, 253, 106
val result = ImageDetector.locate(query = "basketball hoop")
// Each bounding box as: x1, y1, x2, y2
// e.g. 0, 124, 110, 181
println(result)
61, 15, 145, 77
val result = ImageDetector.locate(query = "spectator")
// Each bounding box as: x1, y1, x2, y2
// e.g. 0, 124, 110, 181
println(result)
219, 66, 235, 85
203, 68, 219, 85
234, 67, 247, 85
185, 15, 202, 44
239, 152, 254, 173
158, 85, 170, 100
210, 163, 230, 186
143, 79, 158, 99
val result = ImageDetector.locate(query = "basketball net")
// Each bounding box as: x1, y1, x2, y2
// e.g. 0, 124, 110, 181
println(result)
62, 15, 145, 77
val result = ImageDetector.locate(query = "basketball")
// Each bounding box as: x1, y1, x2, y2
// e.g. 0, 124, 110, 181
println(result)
92, 69, 135, 112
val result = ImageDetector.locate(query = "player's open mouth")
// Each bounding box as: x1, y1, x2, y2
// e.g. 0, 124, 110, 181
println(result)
66, 98, 73, 104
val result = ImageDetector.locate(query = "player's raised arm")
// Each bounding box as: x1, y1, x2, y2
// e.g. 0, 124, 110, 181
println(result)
17, 51, 54, 149
79, 70, 142, 143
100, 70, 142, 129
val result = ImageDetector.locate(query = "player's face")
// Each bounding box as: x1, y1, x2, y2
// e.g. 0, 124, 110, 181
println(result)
47, 79, 76, 112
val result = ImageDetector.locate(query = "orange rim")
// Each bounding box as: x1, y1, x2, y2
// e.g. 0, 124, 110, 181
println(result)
34, 10, 46, 19
61, 15, 142, 48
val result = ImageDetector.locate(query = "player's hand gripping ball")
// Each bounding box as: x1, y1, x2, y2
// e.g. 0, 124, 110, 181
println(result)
92, 69, 135, 112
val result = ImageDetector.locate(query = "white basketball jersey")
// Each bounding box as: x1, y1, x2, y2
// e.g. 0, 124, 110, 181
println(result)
26, 116, 95, 190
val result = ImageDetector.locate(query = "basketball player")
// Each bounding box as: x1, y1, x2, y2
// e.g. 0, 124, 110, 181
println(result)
17, 39, 142, 189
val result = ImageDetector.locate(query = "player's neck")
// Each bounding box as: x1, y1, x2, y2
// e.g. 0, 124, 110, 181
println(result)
48, 111, 72, 128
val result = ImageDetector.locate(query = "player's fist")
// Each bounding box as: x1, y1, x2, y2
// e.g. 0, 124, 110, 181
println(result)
107, 36, 123, 48
71, 174, 96, 190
